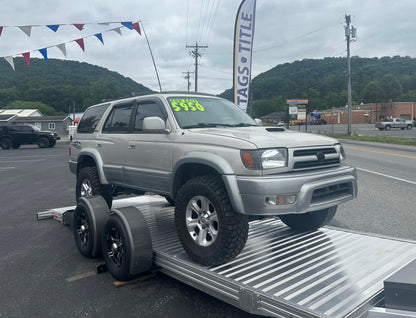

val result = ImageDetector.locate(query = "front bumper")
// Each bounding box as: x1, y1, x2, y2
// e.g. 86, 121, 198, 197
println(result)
223, 165, 357, 216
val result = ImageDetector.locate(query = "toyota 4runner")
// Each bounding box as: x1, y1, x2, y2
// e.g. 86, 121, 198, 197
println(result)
69, 93, 357, 266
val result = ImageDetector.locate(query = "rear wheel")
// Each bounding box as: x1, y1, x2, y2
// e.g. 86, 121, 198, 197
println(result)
385, 125, 391, 131
76, 166, 113, 208
279, 206, 337, 231
175, 175, 249, 266
0, 138, 12, 149
37, 137, 50, 148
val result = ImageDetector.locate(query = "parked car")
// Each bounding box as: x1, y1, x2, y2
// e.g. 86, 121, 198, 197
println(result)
0, 124, 60, 149
375, 118, 413, 130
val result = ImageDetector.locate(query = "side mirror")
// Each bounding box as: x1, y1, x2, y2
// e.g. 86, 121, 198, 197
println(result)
254, 118, 263, 126
143, 116, 170, 133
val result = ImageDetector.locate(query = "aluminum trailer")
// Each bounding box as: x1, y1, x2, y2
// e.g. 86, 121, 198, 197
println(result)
38, 195, 416, 318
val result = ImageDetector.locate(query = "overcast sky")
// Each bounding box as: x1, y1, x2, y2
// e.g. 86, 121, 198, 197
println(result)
1, 0, 415, 94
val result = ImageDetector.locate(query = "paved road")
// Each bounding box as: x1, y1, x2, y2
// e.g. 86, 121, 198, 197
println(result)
290, 123, 416, 138
0, 140, 415, 317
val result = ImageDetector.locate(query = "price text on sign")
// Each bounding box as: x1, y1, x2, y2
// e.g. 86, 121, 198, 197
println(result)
169, 99, 205, 112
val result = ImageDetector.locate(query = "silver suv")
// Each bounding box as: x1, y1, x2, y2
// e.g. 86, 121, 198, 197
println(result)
69, 92, 357, 266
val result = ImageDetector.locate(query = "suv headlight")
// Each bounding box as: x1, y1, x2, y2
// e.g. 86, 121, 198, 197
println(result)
334, 143, 346, 162
241, 148, 288, 169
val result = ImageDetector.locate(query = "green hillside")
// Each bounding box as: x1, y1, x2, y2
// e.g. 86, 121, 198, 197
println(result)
220, 56, 416, 118
0, 58, 154, 115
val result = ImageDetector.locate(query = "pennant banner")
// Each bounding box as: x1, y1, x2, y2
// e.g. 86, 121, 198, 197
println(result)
4, 56, 14, 70
1, 21, 142, 70
233, 0, 256, 111
39, 48, 48, 63
22, 52, 30, 67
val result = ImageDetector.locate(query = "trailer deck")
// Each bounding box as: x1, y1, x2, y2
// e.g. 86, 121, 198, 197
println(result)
38, 195, 416, 318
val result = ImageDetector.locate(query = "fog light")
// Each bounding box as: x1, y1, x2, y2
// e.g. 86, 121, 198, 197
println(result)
265, 195, 297, 205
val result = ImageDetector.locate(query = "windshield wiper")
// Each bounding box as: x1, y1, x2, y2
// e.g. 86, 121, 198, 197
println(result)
231, 123, 257, 127
182, 123, 219, 129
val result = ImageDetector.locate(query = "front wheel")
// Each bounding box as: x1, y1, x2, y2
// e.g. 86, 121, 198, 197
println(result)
407, 124, 413, 130
279, 206, 337, 231
37, 137, 50, 148
175, 175, 249, 266
76, 166, 113, 208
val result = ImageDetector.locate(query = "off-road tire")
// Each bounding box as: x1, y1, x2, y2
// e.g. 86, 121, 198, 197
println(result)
0, 138, 12, 150
279, 206, 337, 231
37, 137, 50, 148
175, 175, 249, 266
76, 166, 113, 208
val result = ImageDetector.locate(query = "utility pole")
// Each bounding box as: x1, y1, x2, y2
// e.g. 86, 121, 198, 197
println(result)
182, 71, 194, 91
186, 43, 208, 92
345, 14, 356, 135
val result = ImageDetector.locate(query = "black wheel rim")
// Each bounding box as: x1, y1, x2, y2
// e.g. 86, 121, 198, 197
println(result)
106, 226, 124, 268
75, 210, 90, 247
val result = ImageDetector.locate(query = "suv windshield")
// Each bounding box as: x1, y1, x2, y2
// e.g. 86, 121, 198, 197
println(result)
167, 96, 257, 129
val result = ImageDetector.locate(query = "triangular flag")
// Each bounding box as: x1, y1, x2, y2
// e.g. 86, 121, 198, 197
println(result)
75, 38, 85, 52
0, 26, 3, 37
132, 22, 141, 35
4, 56, 14, 70
19, 25, 32, 37
22, 52, 30, 67
47, 25, 60, 32
39, 48, 48, 63
73, 24, 84, 31
56, 43, 67, 57
121, 22, 133, 30
94, 33, 104, 45
112, 27, 122, 35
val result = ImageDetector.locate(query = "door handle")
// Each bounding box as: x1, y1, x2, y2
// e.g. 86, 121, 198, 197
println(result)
128, 144, 135, 150
96, 143, 102, 148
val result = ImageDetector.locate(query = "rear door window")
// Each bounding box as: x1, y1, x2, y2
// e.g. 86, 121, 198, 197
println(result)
77, 103, 111, 133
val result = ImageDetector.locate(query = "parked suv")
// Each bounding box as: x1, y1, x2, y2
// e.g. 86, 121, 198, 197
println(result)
0, 124, 60, 149
69, 93, 357, 266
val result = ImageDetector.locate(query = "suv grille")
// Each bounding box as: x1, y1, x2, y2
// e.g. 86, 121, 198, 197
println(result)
291, 147, 340, 171
311, 182, 353, 204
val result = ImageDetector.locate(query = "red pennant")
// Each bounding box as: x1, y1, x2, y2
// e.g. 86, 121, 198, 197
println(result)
22, 52, 30, 67
73, 24, 84, 31
75, 38, 85, 52
132, 22, 141, 35
0, 26, 3, 37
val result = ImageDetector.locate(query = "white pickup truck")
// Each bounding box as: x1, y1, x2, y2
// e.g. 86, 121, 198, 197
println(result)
375, 118, 413, 130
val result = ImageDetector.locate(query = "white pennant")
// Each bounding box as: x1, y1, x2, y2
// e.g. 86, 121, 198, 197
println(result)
56, 43, 67, 57
112, 27, 123, 35
18, 25, 32, 37
4, 56, 15, 70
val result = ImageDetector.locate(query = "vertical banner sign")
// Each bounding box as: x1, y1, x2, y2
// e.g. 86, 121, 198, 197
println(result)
233, 0, 256, 111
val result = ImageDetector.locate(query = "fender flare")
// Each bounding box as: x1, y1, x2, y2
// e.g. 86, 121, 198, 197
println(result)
78, 148, 109, 184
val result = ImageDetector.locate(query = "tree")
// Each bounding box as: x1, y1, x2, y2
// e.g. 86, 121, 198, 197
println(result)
379, 74, 402, 102
362, 81, 384, 103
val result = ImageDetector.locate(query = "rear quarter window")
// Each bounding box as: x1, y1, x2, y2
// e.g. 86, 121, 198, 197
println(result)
77, 103, 111, 133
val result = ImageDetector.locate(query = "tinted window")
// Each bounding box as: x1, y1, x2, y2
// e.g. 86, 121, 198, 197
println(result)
133, 101, 166, 132
102, 103, 134, 133
77, 103, 111, 133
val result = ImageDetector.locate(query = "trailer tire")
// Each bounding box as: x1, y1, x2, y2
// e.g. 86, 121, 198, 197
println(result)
73, 196, 110, 258
102, 207, 153, 281
175, 175, 249, 266
76, 166, 113, 208
279, 206, 337, 231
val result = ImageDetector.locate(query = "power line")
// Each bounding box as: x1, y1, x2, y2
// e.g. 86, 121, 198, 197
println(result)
182, 71, 194, 91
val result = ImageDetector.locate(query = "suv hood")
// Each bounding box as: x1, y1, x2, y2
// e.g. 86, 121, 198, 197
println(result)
187, 126, 338, 148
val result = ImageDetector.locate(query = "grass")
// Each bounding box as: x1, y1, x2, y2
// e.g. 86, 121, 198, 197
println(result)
323, 133, 416, 147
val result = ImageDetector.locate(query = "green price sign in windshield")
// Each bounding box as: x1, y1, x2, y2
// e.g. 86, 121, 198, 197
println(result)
169, 99, 205, 112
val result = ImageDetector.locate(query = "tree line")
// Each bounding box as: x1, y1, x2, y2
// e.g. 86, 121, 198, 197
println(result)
0, 58, 153, 116
220, 56, 416, 118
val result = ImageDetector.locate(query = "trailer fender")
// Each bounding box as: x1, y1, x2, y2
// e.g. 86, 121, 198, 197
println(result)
102, 206, 153, 281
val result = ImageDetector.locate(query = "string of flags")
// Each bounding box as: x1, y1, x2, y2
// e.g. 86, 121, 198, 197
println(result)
0, 21, 141, 70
